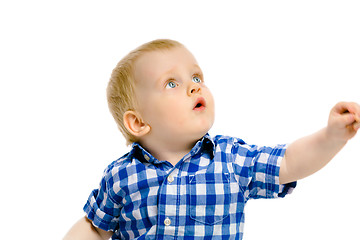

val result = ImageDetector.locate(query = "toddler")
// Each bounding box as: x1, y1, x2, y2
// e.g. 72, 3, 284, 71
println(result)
64, 39, 360, 240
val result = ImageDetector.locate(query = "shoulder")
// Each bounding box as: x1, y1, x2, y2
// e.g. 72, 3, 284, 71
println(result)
210, 134, 274, 159
102, 152, 134, 182
98, 151, 138, 202
211, 134, 247, 150
207, 134, 251, 162
211, 134, 244, 144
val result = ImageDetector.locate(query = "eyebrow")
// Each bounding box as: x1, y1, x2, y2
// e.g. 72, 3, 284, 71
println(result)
193, 64, 202, 73
193, 64, 203, 76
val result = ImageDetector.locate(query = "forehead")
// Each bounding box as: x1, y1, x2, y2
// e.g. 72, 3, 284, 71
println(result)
133, 47, 199, 83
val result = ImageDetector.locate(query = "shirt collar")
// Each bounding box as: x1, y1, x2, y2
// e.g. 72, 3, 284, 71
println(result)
189, 133, 215, 159
129, 142, 160, 164
129, 133, 215, 164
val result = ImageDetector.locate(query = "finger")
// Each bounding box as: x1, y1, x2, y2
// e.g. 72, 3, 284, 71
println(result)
333, 102, 360, 116
335, 112, 356, 127
333, 102, 351, 114
347, 103, 360, 124
355, 112, 360, 123
347, 103, 360, 118
354, 121, 360, 131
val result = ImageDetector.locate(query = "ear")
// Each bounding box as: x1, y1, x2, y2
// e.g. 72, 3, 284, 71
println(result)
123, 110, 151, 137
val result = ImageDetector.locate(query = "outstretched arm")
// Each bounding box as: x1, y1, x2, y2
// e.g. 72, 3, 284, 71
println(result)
280, 102, 360, 184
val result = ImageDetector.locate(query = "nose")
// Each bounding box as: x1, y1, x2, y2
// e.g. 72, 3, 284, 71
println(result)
188, 82, 201, 96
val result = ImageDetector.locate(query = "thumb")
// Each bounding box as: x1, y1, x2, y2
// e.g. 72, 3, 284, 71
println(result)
332, 112, 355, 128
354, 121, 360, 131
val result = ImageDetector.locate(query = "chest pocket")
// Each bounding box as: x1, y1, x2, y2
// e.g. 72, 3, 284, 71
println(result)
187, 173, 231, 225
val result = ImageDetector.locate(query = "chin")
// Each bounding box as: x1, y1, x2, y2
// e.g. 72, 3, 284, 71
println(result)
202, 118, 214, 132
194, 123, 213, 139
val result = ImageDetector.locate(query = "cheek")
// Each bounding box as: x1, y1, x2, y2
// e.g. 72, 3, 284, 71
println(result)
205, 91, 215, 114
148, 96, 187, 125
160, 99, 187, 120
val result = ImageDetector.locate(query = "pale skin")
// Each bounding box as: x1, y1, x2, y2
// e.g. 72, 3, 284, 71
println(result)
280, 102, 360, 184
63, 46, 360, 239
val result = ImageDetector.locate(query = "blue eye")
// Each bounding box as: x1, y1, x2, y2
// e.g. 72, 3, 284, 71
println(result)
166, 81, 177, 89
192, 76, 201, 83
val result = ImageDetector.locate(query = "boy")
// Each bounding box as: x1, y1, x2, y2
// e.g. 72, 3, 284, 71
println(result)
64, 39, 360, 239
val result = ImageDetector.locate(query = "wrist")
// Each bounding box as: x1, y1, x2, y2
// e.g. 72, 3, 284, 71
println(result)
324, 126, 348, 147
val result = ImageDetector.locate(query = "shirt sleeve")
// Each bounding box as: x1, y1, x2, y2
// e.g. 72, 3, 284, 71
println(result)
83, 165, 122, 232
231, 139, 296, 200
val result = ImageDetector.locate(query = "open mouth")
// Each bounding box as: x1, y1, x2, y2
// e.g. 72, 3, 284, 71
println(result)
193, 97, 206, 111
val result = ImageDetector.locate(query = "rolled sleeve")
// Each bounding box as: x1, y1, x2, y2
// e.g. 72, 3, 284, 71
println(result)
83, 171, 122, 232
232, 140, 296, 200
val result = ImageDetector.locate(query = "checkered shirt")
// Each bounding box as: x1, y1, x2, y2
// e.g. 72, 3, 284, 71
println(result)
84, 134, 296, 239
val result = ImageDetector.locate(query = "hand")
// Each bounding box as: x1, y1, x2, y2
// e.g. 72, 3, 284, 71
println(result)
327, 102, 360, 142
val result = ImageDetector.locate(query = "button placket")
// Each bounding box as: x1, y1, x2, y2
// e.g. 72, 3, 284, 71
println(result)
158, 168, 179, 234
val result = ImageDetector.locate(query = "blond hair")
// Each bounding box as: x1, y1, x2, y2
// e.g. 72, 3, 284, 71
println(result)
107, 39, 184, 145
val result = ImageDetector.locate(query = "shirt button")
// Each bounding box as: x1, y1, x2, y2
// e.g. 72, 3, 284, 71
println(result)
164, 217, 171, 226
144, 154, 150, 161
167, 175, 174, 183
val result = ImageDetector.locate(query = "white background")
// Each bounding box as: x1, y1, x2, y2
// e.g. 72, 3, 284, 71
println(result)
1, 1, 359, 239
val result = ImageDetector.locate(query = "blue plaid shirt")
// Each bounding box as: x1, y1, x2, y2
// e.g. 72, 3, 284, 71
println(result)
84, 134, 296, 239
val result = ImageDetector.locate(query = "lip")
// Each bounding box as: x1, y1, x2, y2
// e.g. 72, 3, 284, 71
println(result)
193, 97, 206, 111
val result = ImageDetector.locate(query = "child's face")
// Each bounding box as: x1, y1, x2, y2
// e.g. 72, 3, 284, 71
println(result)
133, 46, 215, 145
